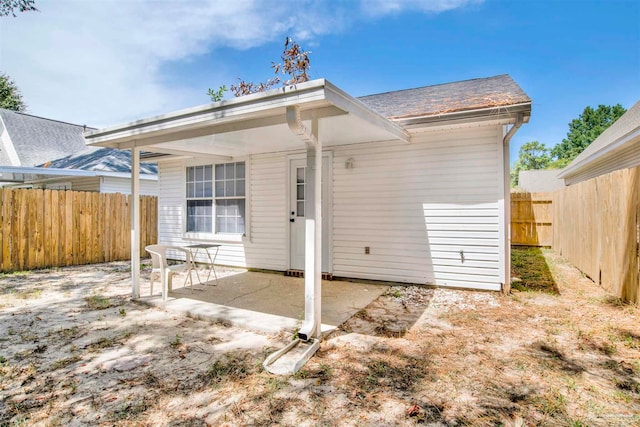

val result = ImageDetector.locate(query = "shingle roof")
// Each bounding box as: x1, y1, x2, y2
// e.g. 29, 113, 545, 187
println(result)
358, 74, 531, 120
0, 109, 90, 166
40, 146, 157, 175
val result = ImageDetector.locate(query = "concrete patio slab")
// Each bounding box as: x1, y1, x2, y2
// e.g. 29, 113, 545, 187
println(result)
137, 268, 389, 335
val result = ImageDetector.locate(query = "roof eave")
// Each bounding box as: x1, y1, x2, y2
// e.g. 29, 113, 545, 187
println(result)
558, 127, 640, 182
84, 79, 410, 150
394, 102, 532, 128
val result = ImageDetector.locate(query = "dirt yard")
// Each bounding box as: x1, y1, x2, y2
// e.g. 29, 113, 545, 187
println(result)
1, 249, 639, 426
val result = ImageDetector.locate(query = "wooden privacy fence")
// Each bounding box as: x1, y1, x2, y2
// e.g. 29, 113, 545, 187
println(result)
0, 188, 157, 272
553, 166, 639, 303
511, 192, 554, 246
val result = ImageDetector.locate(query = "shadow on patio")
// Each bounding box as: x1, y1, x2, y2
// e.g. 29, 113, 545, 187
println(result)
137, 267, 389, 335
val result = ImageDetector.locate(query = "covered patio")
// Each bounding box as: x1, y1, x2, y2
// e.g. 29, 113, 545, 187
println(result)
138, 267, 389, 335
86, 80, 408, 336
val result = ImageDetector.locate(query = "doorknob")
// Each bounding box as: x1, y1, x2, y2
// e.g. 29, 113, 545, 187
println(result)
290, 218, 295, 222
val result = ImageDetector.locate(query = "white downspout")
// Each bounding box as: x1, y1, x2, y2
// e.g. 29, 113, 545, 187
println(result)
286, 106, 322, 341
131, 146, 141, 298
501, 113, 524, 293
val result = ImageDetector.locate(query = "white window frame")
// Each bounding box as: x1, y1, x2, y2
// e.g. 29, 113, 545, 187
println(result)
183, 158, 250, 243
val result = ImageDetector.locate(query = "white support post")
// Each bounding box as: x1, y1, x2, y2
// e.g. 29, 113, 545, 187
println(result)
312, 116, 322, 337
300, 115, 322, 341
131, 146, 141, 298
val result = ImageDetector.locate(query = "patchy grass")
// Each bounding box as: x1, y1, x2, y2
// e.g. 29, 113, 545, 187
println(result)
511, 246, 560, 293
50, 355, 81, 370
0, 257, 638, 426
84, 294, 113, 310
0, 270, 31, 278
206, 351, 259, 388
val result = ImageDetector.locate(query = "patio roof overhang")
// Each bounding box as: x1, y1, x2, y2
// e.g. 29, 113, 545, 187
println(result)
84, 79, 411, 156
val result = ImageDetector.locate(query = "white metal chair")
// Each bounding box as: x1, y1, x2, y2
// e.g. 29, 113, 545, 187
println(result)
145, 244, 194, 301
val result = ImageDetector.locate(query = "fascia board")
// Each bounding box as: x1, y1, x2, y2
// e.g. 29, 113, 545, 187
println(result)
558, 127, 640, 180
84, 80, 330, 147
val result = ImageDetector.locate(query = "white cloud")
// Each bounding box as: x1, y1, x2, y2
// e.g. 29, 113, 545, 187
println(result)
0, 0, 482, 126
361, 0, 483, 16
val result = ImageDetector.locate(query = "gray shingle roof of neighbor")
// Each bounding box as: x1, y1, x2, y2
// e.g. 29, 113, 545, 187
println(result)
40, 146, 158, 175
0, 108, 90, 166
358, 74, 531, 120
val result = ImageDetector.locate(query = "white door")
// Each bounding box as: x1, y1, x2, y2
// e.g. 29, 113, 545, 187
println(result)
289, 157, 330, 272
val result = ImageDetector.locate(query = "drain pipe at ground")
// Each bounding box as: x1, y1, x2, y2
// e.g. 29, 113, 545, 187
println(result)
285, 106, 323, 341
262, 106, 322, 375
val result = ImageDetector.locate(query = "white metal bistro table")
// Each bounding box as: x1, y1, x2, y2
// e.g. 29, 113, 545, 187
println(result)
185, 244, 221, 285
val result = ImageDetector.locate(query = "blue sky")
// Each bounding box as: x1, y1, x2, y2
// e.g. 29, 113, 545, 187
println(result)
1, 0, 638, 166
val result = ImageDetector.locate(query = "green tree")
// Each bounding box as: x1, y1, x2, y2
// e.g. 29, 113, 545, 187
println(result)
0, 72, 26, 112
550, 104, 627, 167
511, 141, 551, 187
0, 0, 37, 17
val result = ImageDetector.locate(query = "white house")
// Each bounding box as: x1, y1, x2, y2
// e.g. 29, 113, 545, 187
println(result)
86, 75, 531, 306
0, 109, 158, 195
0, 146, 158, 195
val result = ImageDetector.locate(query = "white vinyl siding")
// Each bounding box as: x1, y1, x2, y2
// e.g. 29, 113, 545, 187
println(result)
423, 203, 500, 290
67, 177, 100, 192
100, 176, 158, 196
246, 154, 287, 270
157, 160, 185, 248
38, 176, 157, 195
156, 124, 505, 290
331, 126, 503, 290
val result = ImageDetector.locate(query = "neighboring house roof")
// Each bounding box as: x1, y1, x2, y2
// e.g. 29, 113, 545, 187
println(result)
0, 146, 157, 185
517, 169, 565, 192
558, 100, 640, 185
0, 108, 91, 166
40, 146, 158, 175
358, 74, 531, 120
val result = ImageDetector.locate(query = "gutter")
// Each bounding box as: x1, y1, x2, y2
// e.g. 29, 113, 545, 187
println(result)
395, 102, 531, 128
501, 112, 525, 294
504, 112, 524, 144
